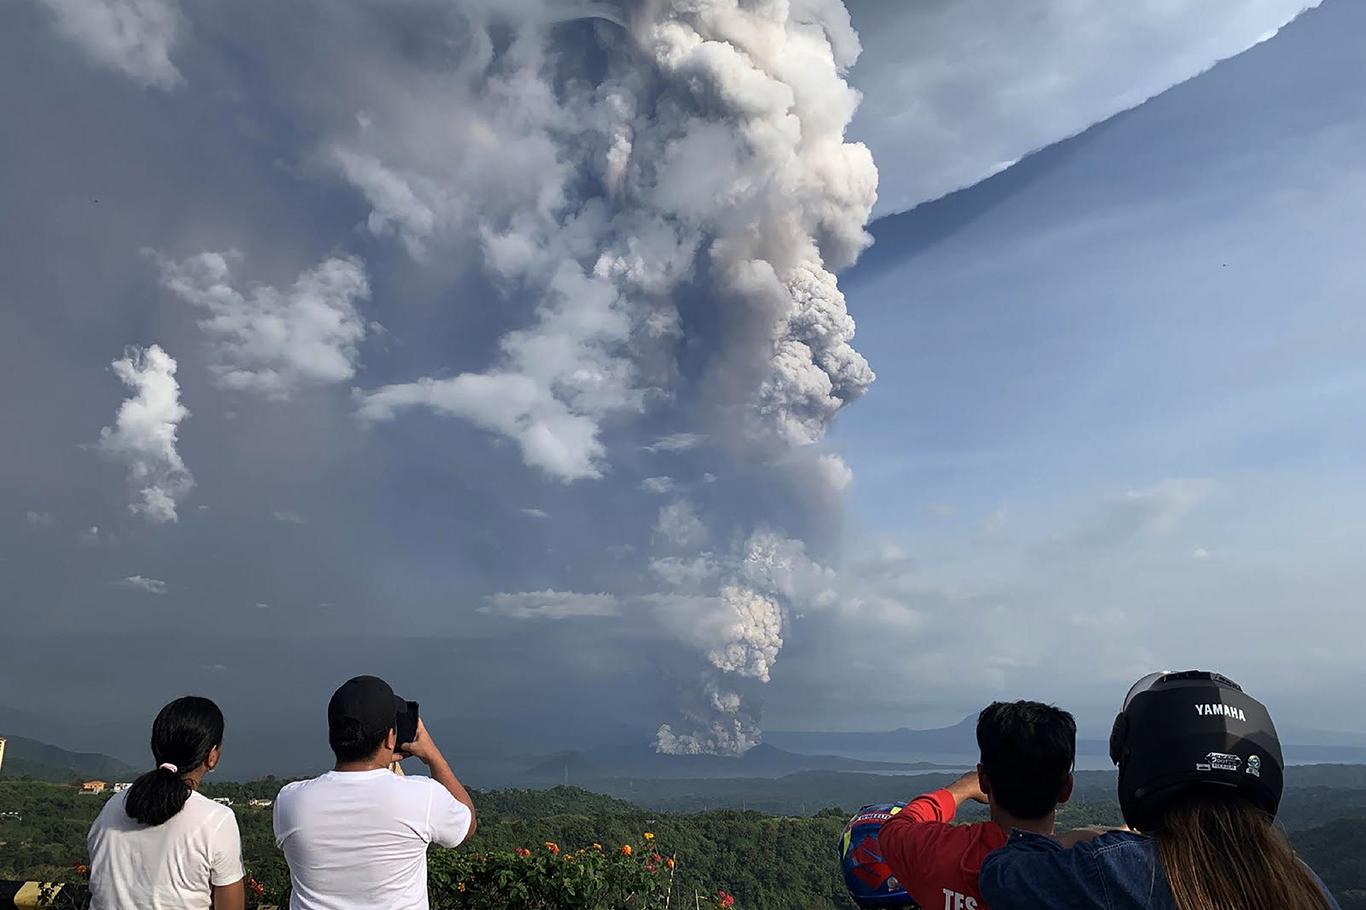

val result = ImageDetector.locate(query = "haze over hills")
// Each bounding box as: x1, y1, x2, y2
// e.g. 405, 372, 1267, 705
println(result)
0, 734, 138, 782
766, 716, 1366, 765
521, 742, 954, 784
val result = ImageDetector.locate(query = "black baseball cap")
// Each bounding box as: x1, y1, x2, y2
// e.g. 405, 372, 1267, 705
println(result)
328, 675, 405, 744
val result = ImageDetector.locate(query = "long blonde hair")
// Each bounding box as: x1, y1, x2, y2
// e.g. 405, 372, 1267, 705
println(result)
1155, 790, 1331, 910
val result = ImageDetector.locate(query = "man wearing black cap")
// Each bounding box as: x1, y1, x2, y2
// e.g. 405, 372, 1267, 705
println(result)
273, 676, 477, 910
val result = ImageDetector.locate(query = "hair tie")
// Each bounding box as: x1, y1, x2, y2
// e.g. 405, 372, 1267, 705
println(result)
158, 763, 179, 774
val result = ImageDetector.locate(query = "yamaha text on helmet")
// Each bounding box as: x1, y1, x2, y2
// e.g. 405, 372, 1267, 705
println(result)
1108, 669, 1283, 832
838, 803, 920, 909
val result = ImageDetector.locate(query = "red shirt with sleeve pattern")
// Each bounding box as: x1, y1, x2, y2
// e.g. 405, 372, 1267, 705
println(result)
877, 788, 1007, 910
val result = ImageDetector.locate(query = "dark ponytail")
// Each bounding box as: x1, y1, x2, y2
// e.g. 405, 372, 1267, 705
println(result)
124, 696, 224, 827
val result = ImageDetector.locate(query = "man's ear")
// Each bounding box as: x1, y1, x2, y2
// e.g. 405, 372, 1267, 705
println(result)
206, 744, 221, 772
978, 762, 992, 798
1058, 772, 1074, 806
386, 728, 398, 751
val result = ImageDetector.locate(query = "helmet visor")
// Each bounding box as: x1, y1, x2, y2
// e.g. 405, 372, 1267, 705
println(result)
1122, 671, 1171, 711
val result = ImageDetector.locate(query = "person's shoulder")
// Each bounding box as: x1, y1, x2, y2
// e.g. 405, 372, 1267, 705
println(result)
274, 774, 331, 808
1085, 831, 1151, 855
183, 791, 237, 828
91, 790, 129, 827
394, 773, 448, 798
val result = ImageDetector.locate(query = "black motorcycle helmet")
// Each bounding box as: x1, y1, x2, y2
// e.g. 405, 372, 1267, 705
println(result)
1109, 670, 1283, 832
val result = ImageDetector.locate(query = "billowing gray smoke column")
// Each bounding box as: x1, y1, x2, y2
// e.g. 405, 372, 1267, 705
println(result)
336, 0, 878, 753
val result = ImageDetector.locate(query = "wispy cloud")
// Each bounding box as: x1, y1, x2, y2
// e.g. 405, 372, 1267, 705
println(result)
25, 510, 55, 528
640, 476, 676, 494
481, 590, 621, 621
36, 0, 185, 90
122, 575, 167, 594
645, 433, 708, 454
1067, 478, 1214, 550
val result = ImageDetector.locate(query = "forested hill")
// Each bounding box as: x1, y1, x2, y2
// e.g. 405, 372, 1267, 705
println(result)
0, 736, 137, 782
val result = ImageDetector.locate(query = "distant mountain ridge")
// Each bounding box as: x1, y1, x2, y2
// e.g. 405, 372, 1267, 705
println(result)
763, 716, 978, 755
765, 716, 1366, 764
522, 741, 954, 782
0, 734, 139, 782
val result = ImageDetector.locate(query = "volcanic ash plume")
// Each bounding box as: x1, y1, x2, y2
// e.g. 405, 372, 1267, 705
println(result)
347, 0, 876, 479
323, 0, 876, 751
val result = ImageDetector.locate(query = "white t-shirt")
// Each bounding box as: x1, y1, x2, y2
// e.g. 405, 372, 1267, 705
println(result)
87, 790, 244, 910
273, 769, 472, 910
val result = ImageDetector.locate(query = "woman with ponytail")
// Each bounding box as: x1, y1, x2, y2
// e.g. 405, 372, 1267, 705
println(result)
87, 696, 244, 909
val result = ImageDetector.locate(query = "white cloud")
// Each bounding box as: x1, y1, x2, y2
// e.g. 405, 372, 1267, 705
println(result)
97, 344, 193, 523
640, 476, 677, 494
272, 510, 306, 524
25, 511, 55, 528
357, 372, 606, 481
121, 574, 167, 594
156, 251, 370, 399
37, 0, 184, 90
649, 555, 721, 590
1193, 547, 1211, 560
653, 500, 709, 551
520, 508, 550, 520
645, 433, 708, 454
482, 590, 621, 621
848, 0, 1322, 213
978, 505, 1010, 539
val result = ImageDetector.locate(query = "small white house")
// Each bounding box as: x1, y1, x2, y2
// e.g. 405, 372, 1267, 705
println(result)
248, 798, 273, 808
211, 796, 233, 807
112, 782, 132, 793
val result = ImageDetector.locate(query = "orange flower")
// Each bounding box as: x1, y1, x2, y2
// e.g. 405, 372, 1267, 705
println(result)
515, 847, 532, 858
666, 857, 676, 871
73, 864, 89, 877
544, 841, 560, 855
621, 844, 633, 856
457, 882, 466, 893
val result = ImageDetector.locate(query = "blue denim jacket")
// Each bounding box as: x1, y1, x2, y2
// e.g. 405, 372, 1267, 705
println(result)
978, 830, 1341, 910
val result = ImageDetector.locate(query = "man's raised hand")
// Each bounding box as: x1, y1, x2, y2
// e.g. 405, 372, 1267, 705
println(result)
400, 718, 441, 765
948, 768, 990, 806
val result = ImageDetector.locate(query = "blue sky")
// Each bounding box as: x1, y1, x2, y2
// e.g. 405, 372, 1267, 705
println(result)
1, 0, 1361, 773
804, 0, 1366, 731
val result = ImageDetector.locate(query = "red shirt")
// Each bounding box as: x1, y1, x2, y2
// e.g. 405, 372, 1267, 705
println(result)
878, 789, 1007, 910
